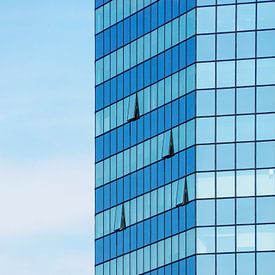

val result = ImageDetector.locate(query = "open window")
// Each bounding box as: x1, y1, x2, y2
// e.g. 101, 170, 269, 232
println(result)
176, 179, 189, 206
162, 131, 174, 158
114, 204, 126, 232
127, 94, 140, 122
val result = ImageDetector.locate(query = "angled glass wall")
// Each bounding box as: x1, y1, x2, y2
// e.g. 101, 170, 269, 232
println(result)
95, 0, 275, 274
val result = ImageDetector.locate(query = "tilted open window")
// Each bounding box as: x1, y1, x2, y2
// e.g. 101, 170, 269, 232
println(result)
162, 131, 175, 158
127, 94, 140, 122
176, 178, 189, 206
114, 204, 126, 232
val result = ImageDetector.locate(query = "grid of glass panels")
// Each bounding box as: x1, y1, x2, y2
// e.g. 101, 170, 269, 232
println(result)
95, 0, 275, 274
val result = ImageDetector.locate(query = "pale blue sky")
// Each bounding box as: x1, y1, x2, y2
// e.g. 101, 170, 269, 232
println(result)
0, 1, 94, 274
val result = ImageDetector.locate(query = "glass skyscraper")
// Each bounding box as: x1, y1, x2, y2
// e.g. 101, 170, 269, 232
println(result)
94, 0, 275, 274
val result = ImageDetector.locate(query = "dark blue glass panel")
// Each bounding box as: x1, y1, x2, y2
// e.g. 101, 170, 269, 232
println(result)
95, 187, 103, 213
103, 132, 110, 158
137, 222, 144, 248
130, 225, 137, 250
137, 64, 144, 91
130, 173, 137, 199
95, 32, 103, 60
187, 201, 195, 229
110, 130, 117, 155
165, 103, 172, 130
172, 208, 179, 235
130, 67, 137, 94
179, 151, 186, 178
95, 238, 103, 264
117, 231, 124, 256
151, 163, 158, 190
137, 170, 144, 196
144, 7, 151, 34
165, 49, 172, 77
187, 0, 196, 11
157, 160, 165, 187
144, 219, 151, 245
173, 0, 180, 18
130, 121, 137, 145
117, 126, 123, 152
124, 123, 130, 149
144, 113, 151, 140
110, 25, 117, 52
124, 175, 130, 201
130, 14, 137, 41
95, 136, 103, 162
151, 110, 158, 136
124, 71, 130, 97
110, 180, 117, 207
187, 37, 196, 66
124, 227, 130, 254
187, 256, 196, 275
179, 42, 187, 69
158, 52, 165, 80
104, 28, 110, 54
165, 0, 172, 21
137, 116, 144, 143
151, 3, 158, 30
144, 166, 151, 193
110, 233, 116, 258
172, 154, 179, 181
103, 235, 110, 261
165, 158, 172, 184
165, 265, 172, 275
95, 84, 103, 111
117, 179, 123, 204
172, 100, 179, 127
117, 75, 124, 101
117, 22, 124, 48
172, 262, 179, 275
151, 56, 158, 83
187, 146, 195, 175
110, 78, 117, 104
158, 0, 165, 26
172, 46, 179, 73
158, 106, 165, 133
95, 0, 103, 9
187, 92, 196, 120
151, 216, 158, 243
165, 210, 172, 237
144, 60, 151, 87
179, 259, 187, 275
103, 183, 110, 210
179, 205, 186, 232
137, 10, 144, 38
158, 267, 165, 275
158, 213, 165, 240
124, 17, 130, 44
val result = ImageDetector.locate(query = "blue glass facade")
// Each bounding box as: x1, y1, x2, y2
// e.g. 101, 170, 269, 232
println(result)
95, 0, 275, 274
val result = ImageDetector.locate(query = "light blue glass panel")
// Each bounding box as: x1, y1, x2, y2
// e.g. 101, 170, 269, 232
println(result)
237, 198, 255, 224
257, 58, 275, 85
237, 225, 255, 252
217, 199, 235, 225
217, 116, 235, 142
197, 35, 215, 61
217, 61, 235, 87
256, 169, 275, 196
197, 90, 215, 116
257, 197, 275, 223
197, 255, 215, 275
237, 59, 255, 86
217, 226, 235, 252
237, 4, 256, 31
237, 31, 255, 59
197, 199, 215, 226
257, 224, 275, 251
257, 141, 275, 168
217, 254, 235, 275
258, 2, 275, 29
197, 117, 215, 143
217, 171, 235, 197
257, 252, 275, 275
237, 253, 255, 275
237, 170, 255, 197
237, 115, 255, 141
197, 227, 215, 253
197, 7, 216, 34
258, 30, 275, 57
257, 114, 275, 141
196, 145, 215, 171
217, 143, 235, 170
197, 63, 215, 89
217, 33, 235, 60
257, 86, 275, 113
236, 142, 255, 169
217, 5, 236, 32
217, 88, 235, 115
196, 172, 215, 199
